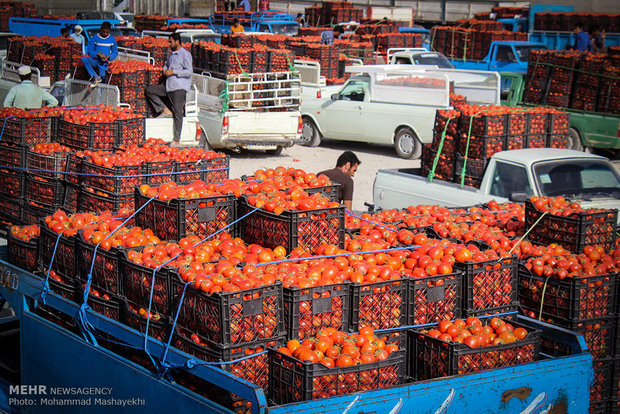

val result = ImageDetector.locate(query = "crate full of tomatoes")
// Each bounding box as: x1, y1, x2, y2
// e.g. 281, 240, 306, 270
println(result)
121, 299, 172, 342
0, 107, 54, 146
525, 197, 617, 253
410, 317, 540, 379
268, 328, 406, 404
7, 224, 39, 272
134, 182, 237, 241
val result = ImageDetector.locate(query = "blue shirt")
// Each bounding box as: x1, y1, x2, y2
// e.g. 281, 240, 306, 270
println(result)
87, 33, 118, 63
70, 33, 85, 55
164, 47, 193, 92
240, 0, 250, 11
321, 30, 335, 45
574, 31, 592, 52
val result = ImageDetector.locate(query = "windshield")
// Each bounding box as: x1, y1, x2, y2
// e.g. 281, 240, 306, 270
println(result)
88, 28, 139, 38
411, 53, 454, 69
183, 34, 221, 44
534, 159, 620, 197
264, 23, 299, 36
514, 45, 546, 62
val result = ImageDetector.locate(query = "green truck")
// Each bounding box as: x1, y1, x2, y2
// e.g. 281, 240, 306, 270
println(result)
501, 72, 620, 155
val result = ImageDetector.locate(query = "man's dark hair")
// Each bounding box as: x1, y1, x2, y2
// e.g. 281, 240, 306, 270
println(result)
101, 21, 111, 31
336, 151, 360, 167
296, 13, 302, 18
574, 22, 583, 30
233, 18, 239, 25
169, 32, 181, 42
334, 25, 344, 34
60, 27, 68, 35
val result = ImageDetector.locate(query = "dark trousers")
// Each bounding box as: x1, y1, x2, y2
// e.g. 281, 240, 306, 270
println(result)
146, 84, 186, 142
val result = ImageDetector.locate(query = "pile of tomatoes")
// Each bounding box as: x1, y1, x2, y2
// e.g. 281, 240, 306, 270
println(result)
29, 143, 71, 155
9, 224, 39, 242
61, 105, 139, 125
7, 224, 40, 271
422, 316, 529, 347
529, 195, 607, 216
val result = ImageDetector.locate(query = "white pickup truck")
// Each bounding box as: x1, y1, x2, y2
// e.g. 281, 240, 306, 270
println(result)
299, 65, 500, 159
373, 148, 620, 218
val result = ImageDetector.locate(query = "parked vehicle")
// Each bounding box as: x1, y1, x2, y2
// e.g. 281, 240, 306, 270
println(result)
498, 17, 528, 33
8, 16, 126, 43
387, 48, 454, 68
142, 29, 221, 44
502, 72, 620, 152
397, 26, 431, 49
373, 148, 620, 215
449, 41, 548, 75
300, 65, 500, 158
209, 10, 299, 35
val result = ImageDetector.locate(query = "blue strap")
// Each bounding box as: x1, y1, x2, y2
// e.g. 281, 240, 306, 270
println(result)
345, 209, 399, 233
40, 232, 64, 305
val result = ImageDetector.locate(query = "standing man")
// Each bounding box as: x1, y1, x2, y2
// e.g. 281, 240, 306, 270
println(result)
318, 151, 361, 211
231, 18, 245, 33
145, 32, 193, 146
70, 25, 86, 54
4, 66, 58, 109
573, 24, 593, 52
81, 21, 118, 88
320, 25, 344, 45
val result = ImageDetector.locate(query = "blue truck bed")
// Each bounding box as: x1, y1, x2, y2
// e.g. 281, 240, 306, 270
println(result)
0, 252, 593, 414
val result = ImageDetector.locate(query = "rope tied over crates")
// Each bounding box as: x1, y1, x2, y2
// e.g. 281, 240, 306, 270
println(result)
232, 51, 250, 76
344, 210, 399, 233
39, 231, 63, 304
219, 82, 230, 116
458, 110, 484, 189
429, 116, 456, 183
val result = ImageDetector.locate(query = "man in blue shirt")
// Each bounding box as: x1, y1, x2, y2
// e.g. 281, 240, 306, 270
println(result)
573, 24, 593, 52
81, 21, 118, 88
146, 32, 193, 144
70, 25, 86, 55
320, 26, 344, 45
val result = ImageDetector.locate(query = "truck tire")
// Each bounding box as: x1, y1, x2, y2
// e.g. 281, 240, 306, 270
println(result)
568, 127, 584, 152
300, 117, 321, 147
199, 130, 213, 151
266, 146, 283, 156
394, 127, 421, 159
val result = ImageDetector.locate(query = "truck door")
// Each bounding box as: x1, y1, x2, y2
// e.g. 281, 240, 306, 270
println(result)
320, 78, 367, 140
491, 45, 520, 72
488, 161, 532, 199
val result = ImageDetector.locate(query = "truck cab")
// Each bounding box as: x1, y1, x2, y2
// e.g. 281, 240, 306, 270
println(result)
388, 48, 454, 69
498, 17, 528, 33
141, 29, 221, 44
398, 26, 431, 49
209, 10, 299, 35
450, 41, 547, 74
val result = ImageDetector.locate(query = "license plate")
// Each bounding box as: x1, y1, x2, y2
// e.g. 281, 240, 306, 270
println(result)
246, 144, 276, 150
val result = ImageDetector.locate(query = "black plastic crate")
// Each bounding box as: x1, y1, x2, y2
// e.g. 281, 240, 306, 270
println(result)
0, 197, 22, 227
0, 144, 26, 168
61, 182, 81, 214
537, 317, 615, 360
410, 318, 541, 380
238, 197, 344, 255
25, 175, 64, 208
457, 133, 506, 159
525, 134, 547, 149
7, 232, 38, 272
407, 272, 462, 326
304, 183, 341, 203
81, 159, 143, 196
174, 156, 229, 185
63, 153, 83, 185
283, 283, 349, 340
0, 169, 24, 199
171, 274, 284, 347
547, 133, 569, 149
82, 287, 122, 322
518, 266, 616, 325
504, 134, 526, 151
57, 119, 118, 150
120, 249, 174, 316
349, 278, 407, 331
79, 188, 134, 214
589, 358, 613, 407
108, 70, 145, 89
524, 200, 617, 253
26, 149, 68, 179
525, 112, 548, 135
49, 276, 78, 302
77, 236, 122, 295
611, 358, 620, 404
506, 112, 527, 136
548, 111, 570, 134
459, 113, 507, 137
268, 347, 406, 404
174, 327, 281, 390
134, 189, 236, 241
455, 253, 518, 314
38, 225, 79, 281
454, 153, 488, 181
120, 299, 171, 343
115, 117, 145, 148
0, 116, 52, 146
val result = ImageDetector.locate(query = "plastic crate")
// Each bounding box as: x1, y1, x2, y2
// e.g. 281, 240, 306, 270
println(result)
0, 169, 24, 198
612, 358, 620, 403
505, 134, 526, 151
81, 160, 144, 195
120, 300, 171, 343
506, 112, 527, 136
7, 232, 38, 272
174, 327, 280, 390
407, 272, 462, 326
62, 182, 80, 214
524, 200, 617, 253
238, 197, 345, 255
108, 70, 145, 89
459, 113, 507, 137
457, 134, 506, 159
134, 190, 236, 241
77, 237, 122, 295
38, 225, 79, 281
410, 319, 541, 379
525, 134, 546, 149
0, 144, 26, 168
83, 288, 122, 322
79, 188, 134, 214
49, 276, 78, 302
144, 160, 175, 186
268, 347, 406, 404
26, 149, 67, 179
174, 156, 230, 185
24, 176, 65, 208
526, 112, 548, 135
518, 266, 616, 325
538, 317, 615, 360
171, 274, 284, 347
589, 357, 613, 407
454, 153, 488, 181
547, 133, 569, 149
120, 249, 173, 316
21, 203, 53, 226
115, 117, 145, 148
349, 278, 407, 331
63, 153, 83, 185
454, 252, 518, 314
548, 112, 570, 134
57, 119, 118, 150
304, 184, 341, 203
0, 116, 51, 146
283, 283, 349, 340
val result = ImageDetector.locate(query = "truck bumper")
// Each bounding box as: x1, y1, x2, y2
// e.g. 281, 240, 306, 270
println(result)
219, 135, 297, 149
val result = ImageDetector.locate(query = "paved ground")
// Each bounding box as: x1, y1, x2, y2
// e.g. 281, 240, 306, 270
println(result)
228, 139, 419, 212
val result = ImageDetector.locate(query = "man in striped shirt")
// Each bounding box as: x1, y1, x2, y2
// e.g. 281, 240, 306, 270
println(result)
81, 21, 118, 88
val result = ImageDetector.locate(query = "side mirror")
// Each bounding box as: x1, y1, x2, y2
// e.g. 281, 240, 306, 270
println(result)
509, 192, 528, 202
330, 93, 339, 100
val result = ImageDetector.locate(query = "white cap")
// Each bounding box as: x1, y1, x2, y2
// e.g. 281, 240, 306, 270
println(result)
18, 66, 31, 76
74, 25, 83, 34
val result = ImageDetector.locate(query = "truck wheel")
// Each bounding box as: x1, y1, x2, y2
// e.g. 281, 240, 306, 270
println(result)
300, 117, 321, 147
266, 146, 283, 156
394, 127, 421, 159
568, 127, 584, 152
199, 130, 213, 151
